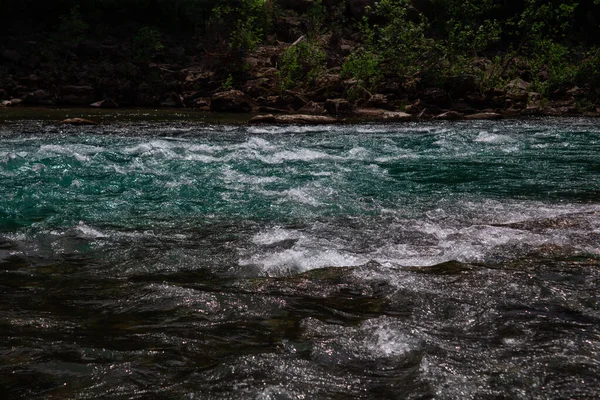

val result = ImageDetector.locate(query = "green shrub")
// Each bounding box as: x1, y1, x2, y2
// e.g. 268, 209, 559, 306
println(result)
341, 49, 382, 92
210, 0, 272, 55
277, 39, 326, 91
306, 0, 326, 36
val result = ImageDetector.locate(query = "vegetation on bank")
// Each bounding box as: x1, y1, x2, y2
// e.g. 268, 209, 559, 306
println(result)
2, 0, 600, 114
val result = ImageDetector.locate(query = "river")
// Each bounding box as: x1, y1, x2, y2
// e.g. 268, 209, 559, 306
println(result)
1, 117, 599, 399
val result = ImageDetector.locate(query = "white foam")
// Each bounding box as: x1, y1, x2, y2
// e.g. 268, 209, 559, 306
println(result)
279, 188, 324, 206
240, 202, 600, 275
251, 227, 303, 245
474, 131, 515, 143
363, 319, 415, 357
221, 166, 280, 185
304, 316, 418, 364
37, 144, 103, 162
75, 222, 106, 239
239, 248, 366, 274
258, 149, 341, 164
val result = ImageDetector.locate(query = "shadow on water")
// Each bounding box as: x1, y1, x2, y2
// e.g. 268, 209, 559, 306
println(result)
1, 247, 599, 399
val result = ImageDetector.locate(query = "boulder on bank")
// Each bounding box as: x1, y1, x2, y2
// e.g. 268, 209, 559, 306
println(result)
381, 111, 413, 122
24, 90, 55, 105
210, 90, 255, 113
298, 101, 326, 115
1, 98, 23, 107
434, 111, 464, 121
90, 98, 118, 108
365, 94, 395, 110
249, 114, 338, 125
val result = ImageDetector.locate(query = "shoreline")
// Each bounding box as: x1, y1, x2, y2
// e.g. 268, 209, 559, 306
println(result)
2, 105, 599, 126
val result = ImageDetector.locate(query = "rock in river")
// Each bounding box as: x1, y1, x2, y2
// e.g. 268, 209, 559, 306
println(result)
61, 118, 98, 125
250, 114, 338, 125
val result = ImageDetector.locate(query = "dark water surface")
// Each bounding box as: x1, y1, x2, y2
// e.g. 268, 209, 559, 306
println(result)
1, 118, 599, 399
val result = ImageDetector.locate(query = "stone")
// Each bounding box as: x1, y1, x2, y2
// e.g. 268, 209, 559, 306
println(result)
61, 118, 98, 125
90, 99, 118, 108
249, 114, 277, 124
405, 99, 425, 114
567, 86, 585, 96
250, 114, 338, 125
210, 90, 255, 113
353, 108, 386, 118
191, 97, 211, 110
276, 114, 338, 124
340, 44, 354, 55
365, 94, 394, 110
380, 111, 413, 122
464, 112, 503, 120
315, 74, 343, 93
354, 108, 412, 121
522, 106, 543, 116
24, 90, 55, 105
298, 101, 326, 115
2, 98, 23, 107
507, 78, 531, 92
434, 111, 464, 121
555, 106, 579, 115
325, 98, 354, 116
528, 92, 541, 102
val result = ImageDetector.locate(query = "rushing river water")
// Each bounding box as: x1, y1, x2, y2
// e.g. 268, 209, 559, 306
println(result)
1, 118, 599, 399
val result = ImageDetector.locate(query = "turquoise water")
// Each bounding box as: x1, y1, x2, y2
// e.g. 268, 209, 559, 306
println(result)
1, 118, 599, 398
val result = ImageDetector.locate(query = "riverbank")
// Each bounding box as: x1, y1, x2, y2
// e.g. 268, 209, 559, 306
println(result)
2, 3, 600, 126
2, 104, 599, 128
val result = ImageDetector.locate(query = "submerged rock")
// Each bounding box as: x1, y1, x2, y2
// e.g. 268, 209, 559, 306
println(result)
61, 118, 98, 125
